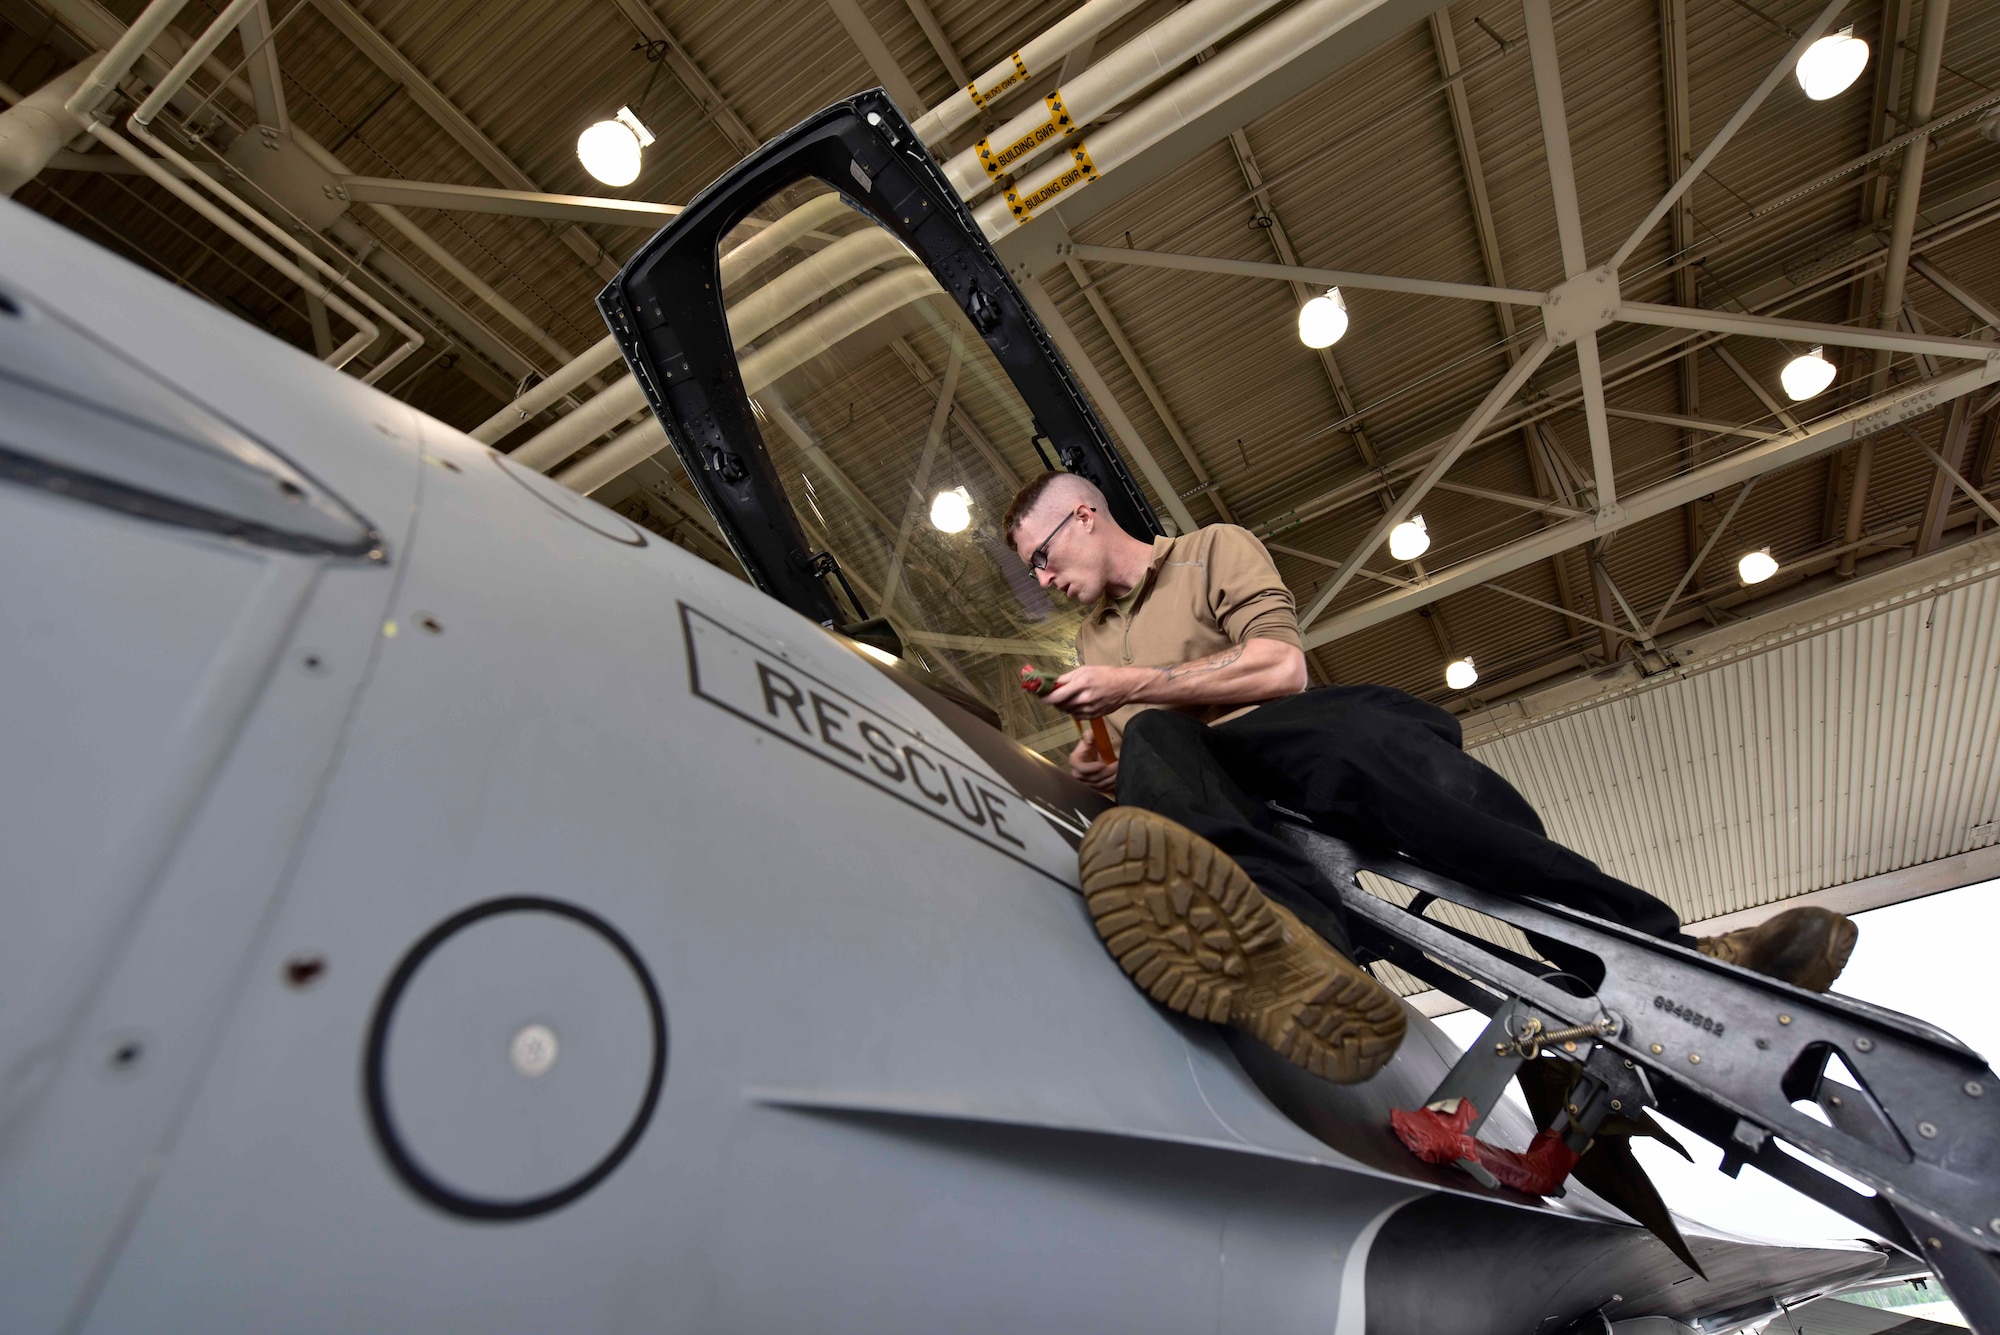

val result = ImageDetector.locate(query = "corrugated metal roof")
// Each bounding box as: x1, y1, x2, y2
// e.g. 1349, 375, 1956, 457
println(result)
7, 0, 2000, 845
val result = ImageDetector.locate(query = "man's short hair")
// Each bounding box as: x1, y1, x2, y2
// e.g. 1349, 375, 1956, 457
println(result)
1002, 471, 1106, 544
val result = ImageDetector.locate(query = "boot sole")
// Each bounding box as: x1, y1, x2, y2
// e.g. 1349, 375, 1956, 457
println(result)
1079, 808, 1407, 1084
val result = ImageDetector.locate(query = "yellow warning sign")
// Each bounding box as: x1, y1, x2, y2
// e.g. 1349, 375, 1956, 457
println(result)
1005, 142, 1097, 223
967, 52, 1030, 109
975, 91, 1075, 180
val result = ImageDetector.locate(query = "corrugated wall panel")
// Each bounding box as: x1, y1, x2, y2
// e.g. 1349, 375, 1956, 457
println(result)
1470, 553, 2000, 926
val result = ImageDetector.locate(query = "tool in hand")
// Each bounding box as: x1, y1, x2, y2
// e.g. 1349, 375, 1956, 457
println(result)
1019, 663, 1116, 761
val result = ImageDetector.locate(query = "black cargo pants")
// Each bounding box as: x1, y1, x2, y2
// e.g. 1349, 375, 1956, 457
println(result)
1113, 685, 1687, 959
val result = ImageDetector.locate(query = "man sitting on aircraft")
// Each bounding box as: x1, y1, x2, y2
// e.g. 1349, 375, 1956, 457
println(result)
1003, 471, 1858, 1085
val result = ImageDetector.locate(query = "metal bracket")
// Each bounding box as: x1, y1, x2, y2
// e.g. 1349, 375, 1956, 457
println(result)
1278, 822, 2000, 1332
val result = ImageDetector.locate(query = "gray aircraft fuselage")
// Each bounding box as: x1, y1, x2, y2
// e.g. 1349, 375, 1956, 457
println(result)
0, 196, 1885, 1333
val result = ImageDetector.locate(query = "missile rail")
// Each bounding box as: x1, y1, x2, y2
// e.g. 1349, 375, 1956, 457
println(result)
1281, 826, 2000, 1333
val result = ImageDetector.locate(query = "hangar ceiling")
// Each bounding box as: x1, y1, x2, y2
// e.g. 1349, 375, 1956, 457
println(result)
4, 0, 1998, 926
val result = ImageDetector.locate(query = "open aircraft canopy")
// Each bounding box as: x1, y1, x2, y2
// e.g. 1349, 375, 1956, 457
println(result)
596, 92, 1160, 693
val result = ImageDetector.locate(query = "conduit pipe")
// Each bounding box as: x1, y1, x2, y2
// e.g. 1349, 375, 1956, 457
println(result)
511, 374, 649, 471
718, 192, 852, 284
911, 0, 1151, 146
511, 0, 1182, 441
1844, 0, 1951, 575
46, 0, 574, 383
555, 265, 945, 494
725, 229, 914, 345
0, 60, 93, 196
119, 0, 422, 383
511, 229, 916, 469
81, 122, 378, 369
61, 0, 192, 121
480, 194, 858, 449
471, 333, 621, 442
938, 0, 1291, 201
976, 0, 1382, 240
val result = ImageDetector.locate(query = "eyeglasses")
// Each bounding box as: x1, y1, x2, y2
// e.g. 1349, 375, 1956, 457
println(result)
1028, 509, 1078, 571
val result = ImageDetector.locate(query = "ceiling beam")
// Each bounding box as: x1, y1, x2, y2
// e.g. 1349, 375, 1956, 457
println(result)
823, 0, 927, 115
1020, 274, 1200, 534
900, 0, 966, 87
1846, 0, 1954, 575
1300, 338, 1554, 627
1522, 0, 1614, 513
1223, 125, 1385, 478
338, 176, 681, 227
234, 0, 286, 131
1301, 358, 2000, 648
1658, 0, 1700, 560
1063, 242, 1541, 307
991, 0, 1450, 278
1431, 9, 1593, 647
1063, 254, 1235, 522
306, 0, 619, 281
604, 0, 760, 154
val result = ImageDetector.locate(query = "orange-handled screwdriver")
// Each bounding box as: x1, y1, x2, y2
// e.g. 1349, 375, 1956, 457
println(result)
1019, 663, 1116, 761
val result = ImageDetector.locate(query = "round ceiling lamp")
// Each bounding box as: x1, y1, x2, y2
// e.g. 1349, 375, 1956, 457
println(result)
1738, 549, 1779, 585
929, 486, 972, 534
1298, 287, 1349, 349
1796, 29, 1869, 101
578, 106, 654, 187
1780, 346, 1836, 401
1445, 658, 1478, 691
1388, 514, 1430, 562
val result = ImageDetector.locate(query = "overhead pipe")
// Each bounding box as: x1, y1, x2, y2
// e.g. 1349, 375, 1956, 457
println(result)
511, 374, 648, 472
80, 123, 379, 369
44, 0, 574, 384
471, 334, 621, 442
718, 192, 852, 285
509, 225, 916, 468
513, 0, 1229, 472
724, 230, 914, 345
937, 0, 1291, 201
0, 60, 94, 196
975, 0, 1385, 241
477, 193, 858, 447
911, 0, 1152, 145
554, 265, 945, 494
1843, 0, 1951, 575
117, 0, 422, 383
61, 0, 193, 122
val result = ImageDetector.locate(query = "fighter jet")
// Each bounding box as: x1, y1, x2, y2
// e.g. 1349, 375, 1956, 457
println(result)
0, 90, 1957, 1333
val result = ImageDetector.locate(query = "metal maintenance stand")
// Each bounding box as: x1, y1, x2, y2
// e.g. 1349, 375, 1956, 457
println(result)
1281, 826, 2000, 1333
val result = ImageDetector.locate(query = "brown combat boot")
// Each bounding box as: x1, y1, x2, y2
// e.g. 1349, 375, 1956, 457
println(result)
1696, 906, 1858, 992
1078, 807, 1407, 1084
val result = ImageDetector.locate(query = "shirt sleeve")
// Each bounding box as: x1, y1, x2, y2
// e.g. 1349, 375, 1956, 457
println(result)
1205, 526, 1303, 649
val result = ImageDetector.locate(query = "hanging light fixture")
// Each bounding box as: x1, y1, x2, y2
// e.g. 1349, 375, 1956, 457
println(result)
1780, 346, 1836, 401
1387, 514, 1430, 562
577, 106, 654, 187
1297, 287, 1349, 349
1738, 549, 1778, 585
1445, 658, 1478, 690
929, 486, 973, 534
1795, 29, 1869, 101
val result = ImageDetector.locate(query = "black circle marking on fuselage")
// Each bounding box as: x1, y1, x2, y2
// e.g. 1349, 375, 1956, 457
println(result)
363, 896, 667, 1221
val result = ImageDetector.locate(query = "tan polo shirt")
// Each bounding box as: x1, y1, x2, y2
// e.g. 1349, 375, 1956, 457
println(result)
1075, 524, 1303, 747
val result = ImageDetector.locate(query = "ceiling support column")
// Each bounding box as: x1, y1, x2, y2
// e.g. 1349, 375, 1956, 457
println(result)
1432, 8, 1591, 647
1844, 0, 1951, 575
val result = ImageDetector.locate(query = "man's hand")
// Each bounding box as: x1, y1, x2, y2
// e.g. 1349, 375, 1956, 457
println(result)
1069, 736, 1118, 794
1044, 665, 1142, 719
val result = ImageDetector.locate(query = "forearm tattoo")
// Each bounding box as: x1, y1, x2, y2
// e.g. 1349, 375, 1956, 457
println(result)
1156, 644, 1244, 681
